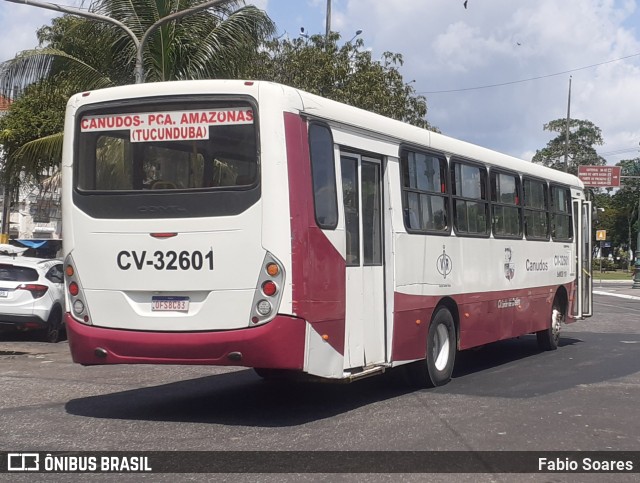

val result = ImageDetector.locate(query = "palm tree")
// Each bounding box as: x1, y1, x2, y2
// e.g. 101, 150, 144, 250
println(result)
0, 0, 275, 184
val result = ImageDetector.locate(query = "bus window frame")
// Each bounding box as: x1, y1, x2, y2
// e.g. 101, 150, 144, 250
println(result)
522, 176, 550, 241
308, 121, 339, 231
398, 145, 451, 236
489, 167, 523, 240
72, 94, 261, 219
450, 156, 491, 239
550, 183, 574, 242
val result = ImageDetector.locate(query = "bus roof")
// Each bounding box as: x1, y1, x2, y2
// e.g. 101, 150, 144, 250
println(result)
68, 79, 583, 189
292, 86, 583, 189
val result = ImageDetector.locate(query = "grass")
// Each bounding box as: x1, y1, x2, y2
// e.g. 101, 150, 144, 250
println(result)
591, 269, 635, 280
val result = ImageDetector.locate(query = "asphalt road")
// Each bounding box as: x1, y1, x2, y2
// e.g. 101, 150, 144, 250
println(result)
1, 291, 639, 481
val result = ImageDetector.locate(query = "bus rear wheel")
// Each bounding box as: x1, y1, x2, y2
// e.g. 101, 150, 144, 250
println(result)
537, 298, 563, 351
406, 307, 456, 387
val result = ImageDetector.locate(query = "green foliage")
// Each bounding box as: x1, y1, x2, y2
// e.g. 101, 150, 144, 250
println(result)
0, 81, 67, 184
244, 32, 438, 131
532, 118, 606, 175
589, 160, 640, 263
532, 118, 639, 258
0, 0, 275, 183
91, 0, 276, 82
611, 158, 640, 253
595, 258, 617, 272
36, 15, 129, 87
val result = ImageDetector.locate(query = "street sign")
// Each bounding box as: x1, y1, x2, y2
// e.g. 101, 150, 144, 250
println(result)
578, 166, 621, 187
596, 230, 606, 241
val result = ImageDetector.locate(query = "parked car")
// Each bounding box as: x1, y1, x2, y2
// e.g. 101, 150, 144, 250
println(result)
0, 256, 65, 342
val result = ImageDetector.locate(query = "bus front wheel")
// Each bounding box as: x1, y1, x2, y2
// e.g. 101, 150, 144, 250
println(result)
406, 307, 457, 387
537, 298, 563, 351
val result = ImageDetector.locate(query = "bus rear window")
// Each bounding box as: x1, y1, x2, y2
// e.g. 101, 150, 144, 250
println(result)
76, 102, 257, 192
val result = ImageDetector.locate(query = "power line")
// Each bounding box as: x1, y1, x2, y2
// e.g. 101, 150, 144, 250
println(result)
599, 147, 640, 157
419, 52, 640, 94
599, 141, 640, 157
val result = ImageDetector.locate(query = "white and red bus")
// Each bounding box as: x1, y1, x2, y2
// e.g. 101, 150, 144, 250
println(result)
62, 80, 592, 386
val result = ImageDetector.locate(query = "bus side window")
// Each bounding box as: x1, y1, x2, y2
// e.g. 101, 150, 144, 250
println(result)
490, 170, 522, 238
523, 177, 549, 240
451, 160, 490, 236
308, 123, 338, 229
404, 207, 420, 229
550, 185, 573, 241
400, 149, 449, 233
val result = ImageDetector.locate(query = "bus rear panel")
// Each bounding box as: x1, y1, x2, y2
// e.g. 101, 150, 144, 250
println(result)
64, 84, 307, 369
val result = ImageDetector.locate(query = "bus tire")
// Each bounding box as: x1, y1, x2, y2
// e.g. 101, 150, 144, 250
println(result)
537, 298, 563, 351
406, 307, 456, 387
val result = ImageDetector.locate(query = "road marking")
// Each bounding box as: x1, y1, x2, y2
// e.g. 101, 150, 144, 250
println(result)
593, 291, 640, 301
594, 301, 640, 313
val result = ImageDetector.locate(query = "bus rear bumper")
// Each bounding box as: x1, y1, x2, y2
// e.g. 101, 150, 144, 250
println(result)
65, 313, 306, 369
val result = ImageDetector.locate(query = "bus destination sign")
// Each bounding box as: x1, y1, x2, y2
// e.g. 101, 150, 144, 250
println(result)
80, 108, 254, 143
577, 166, 621, 187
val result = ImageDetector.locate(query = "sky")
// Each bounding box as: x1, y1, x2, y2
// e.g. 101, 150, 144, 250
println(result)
1, 0, 640, 164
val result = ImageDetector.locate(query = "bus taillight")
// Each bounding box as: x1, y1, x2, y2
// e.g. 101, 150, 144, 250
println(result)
250, 252, 285, 325
262, 281, 277, 296
266, 263, 280, 277
64, 254, 92, 325
256, 300, 272, 316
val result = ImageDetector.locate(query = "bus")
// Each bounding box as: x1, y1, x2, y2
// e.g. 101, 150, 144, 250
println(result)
62, 80, 593, 387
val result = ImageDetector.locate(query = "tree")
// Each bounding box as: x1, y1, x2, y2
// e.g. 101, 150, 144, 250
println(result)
532, 118, 606, 175
613, 158, 640, 257
0, 80, 67, 184
0, 0, 275, 184
244, 32, 438, 131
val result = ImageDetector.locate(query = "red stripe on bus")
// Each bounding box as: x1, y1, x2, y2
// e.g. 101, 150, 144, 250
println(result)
65, 313, 306, 368
284, 112, 346, 356
391, 282, 576, 361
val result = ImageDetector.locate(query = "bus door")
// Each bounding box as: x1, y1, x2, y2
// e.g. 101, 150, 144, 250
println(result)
340, 154, 386, 367
573, 198, 593, 318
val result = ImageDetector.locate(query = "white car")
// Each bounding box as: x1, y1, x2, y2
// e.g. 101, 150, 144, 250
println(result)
0, 256, 65, 342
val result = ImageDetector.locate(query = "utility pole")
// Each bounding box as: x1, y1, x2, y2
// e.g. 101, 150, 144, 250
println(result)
633, 160, 640, 288
325, 0, 331, 43
564, 76, 572, 173
0, 181, 9, 244
0, 90, 13, 244
636, 193, 640, 286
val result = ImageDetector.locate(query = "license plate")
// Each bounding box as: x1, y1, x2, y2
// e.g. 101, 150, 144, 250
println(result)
0, 290, 7, 298
151, 296, 189, 312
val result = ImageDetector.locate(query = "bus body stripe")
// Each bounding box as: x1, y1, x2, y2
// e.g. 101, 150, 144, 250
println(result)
284, 112, 346, 356
391, 282, 575, 361
65, 314, 306, 367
